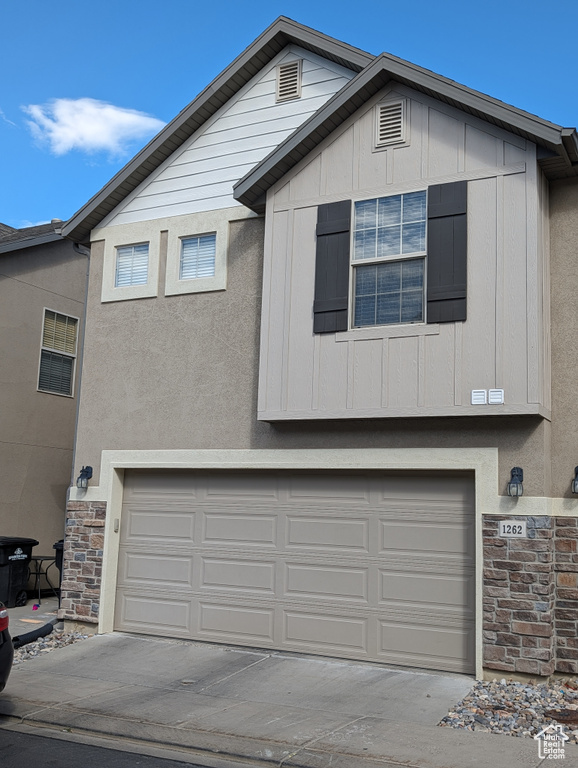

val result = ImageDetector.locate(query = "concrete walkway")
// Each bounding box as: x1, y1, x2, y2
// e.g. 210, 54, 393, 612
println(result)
1, 631, 575, 768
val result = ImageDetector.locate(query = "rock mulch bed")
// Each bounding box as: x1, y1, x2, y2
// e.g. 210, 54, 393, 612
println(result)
440, 677, 578, 743
12, 629, 93, 665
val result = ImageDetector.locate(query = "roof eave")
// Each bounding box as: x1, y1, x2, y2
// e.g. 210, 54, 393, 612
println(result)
0, 232, 62, 254
234, 53, 576, 210
62, 17, 373, 244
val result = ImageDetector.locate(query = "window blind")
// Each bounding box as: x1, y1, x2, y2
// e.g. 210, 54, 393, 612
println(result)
180, 234, 216, 280
115, 244, 149, 287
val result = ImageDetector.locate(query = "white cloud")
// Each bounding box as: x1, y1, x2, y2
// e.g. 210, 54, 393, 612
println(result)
22, 98, 166, 156
0, 108, 16, 126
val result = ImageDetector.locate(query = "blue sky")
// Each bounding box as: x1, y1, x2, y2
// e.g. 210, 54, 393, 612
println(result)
2, 0, 577, 228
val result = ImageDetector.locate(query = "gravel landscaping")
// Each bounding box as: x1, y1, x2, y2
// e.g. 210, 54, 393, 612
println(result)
12, 629, 93, 665
440, 677, 578, 742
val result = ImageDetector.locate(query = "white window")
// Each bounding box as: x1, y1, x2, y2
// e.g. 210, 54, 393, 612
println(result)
352, 191, 426, 327
180, 233, 216, 280
115, 243, 149, 287
276, 60, 302, 102
38, 310, 78, 396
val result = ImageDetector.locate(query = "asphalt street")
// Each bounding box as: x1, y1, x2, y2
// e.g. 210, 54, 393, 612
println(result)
0, 729, 210, 768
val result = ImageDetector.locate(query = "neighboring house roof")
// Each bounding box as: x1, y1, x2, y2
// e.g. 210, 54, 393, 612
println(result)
62, 17, 373, 244
234, 52, 578, 213
0, 223, 17, 238
0, 221, 64, 254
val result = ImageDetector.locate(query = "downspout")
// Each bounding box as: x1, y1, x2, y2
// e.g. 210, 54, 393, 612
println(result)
63, 242, 91, 561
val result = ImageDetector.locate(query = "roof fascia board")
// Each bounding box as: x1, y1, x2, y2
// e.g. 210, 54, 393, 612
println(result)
0, 232, 61, 254
62, 17, 373, 244
234, 53, 572, 209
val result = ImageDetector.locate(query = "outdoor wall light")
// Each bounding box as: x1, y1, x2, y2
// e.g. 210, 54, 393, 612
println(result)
507, 467, 524, 497
76, 465, 93, 489
572, 467, 578, 494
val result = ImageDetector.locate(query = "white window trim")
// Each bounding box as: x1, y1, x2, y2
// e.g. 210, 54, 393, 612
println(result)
374, 98, 408, 150
37, 307, 80, 397
101, 223, 160, 303
349, 189, 427, 330
165, 210, 228, 296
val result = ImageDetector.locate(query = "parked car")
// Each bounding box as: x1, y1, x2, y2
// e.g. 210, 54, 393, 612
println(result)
0, 600, 13, 692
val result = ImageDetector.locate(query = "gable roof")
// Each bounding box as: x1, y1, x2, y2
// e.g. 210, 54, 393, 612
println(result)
62, 17, 373, 244
0, 221, 64, 254
234, 52, 578, 213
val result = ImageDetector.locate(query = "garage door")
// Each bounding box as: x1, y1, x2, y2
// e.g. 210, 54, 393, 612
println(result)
115, 470, 475, 673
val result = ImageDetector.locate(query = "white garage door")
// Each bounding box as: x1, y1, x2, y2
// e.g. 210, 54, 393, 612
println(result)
115, 470, 475, 673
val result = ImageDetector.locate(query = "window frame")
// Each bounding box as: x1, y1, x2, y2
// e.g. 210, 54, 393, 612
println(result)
165, 210, 229, 296
37, 308, 80, 398
101, 226, 159, 303
349, 189, 427, 330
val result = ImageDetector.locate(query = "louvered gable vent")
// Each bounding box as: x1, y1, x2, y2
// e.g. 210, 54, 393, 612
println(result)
276, 60, 302, 102
376, 100, 405, 147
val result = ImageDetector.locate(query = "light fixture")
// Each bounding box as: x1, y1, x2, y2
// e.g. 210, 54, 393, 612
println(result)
76, 465, 93, 489
507, 467, 523, 497
572, 467, 578, 494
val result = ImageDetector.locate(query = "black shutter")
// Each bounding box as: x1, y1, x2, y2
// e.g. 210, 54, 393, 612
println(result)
313, 200, 351, 333
426, 181, 467, 323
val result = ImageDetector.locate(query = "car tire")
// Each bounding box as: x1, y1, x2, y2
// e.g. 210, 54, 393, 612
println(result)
14, 591, 27, 607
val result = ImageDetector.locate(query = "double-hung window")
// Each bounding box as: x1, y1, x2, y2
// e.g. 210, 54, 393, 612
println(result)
38, 310, 78, 396
352, 191, 426, 327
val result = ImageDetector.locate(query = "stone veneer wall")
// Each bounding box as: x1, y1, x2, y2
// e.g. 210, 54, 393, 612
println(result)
59, 500, 106, 624
554, 517, 578, 674
483, 516, 555, 676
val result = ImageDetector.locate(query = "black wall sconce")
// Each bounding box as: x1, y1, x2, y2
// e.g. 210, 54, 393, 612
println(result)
76, 465, 93, 489
507, 467, 523, 497
572, 467, 578, 494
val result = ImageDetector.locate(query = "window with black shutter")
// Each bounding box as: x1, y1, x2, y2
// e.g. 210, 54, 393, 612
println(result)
426, 181, 467, 323
313, 201, 351, 333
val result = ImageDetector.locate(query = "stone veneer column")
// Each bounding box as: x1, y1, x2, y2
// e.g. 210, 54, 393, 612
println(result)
554, 517, 578, 673
483, 516, 555, 676
58, 500, 106, 624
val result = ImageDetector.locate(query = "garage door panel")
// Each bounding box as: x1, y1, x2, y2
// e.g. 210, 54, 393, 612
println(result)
378, 618, 475, 673
201, 557, 276, 595
286, 474, 373, 504
199, 602, 275, 642
285, 563, 369, 603
117, 594, 191, 635
286, 516, 369, 552
123, 508, 196, 543
379, 520, 474, 561
284, 610, 368, 653
205, 473, 280, 501
119, 552, 193, 588
379, 568, 475, 614
203, 513, 277, 547
116, 470, 475, 673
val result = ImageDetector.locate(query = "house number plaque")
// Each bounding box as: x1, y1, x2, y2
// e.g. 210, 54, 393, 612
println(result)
498, 520, 527, 538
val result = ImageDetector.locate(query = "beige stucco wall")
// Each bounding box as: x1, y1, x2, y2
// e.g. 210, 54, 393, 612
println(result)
0, 240, 87, 551
74, 216, 552, 497
549, 178, 578, 498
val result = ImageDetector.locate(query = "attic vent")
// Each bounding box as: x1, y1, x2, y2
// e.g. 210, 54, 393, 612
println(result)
276, 60, 302, 102
376, 100, 405, 147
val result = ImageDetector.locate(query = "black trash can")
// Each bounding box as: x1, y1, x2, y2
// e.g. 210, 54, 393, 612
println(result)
53, 539, 64, 587
0, 537, 39, 608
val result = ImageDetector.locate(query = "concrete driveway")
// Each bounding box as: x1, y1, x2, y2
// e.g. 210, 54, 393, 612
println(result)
0, 632, 567, 768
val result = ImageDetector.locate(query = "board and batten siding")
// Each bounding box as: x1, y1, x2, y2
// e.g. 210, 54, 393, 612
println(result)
100, 46, 355, 228
258, 85, 551, 421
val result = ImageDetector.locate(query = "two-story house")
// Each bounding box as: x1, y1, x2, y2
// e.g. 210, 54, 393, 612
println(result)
0, 222, 88, 554
61, 18, 578, 679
